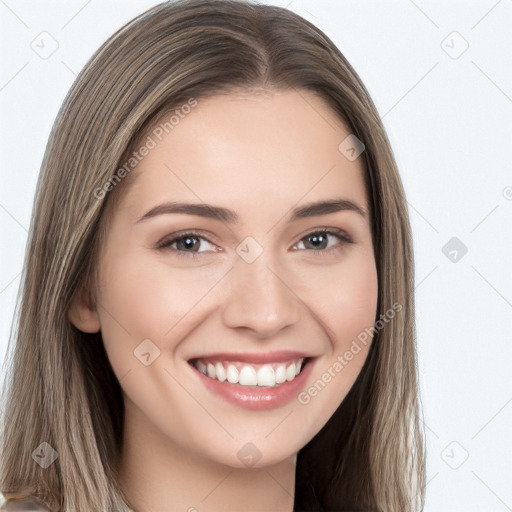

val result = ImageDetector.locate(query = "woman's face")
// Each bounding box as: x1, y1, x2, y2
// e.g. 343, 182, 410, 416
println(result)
82, 89, 378, 468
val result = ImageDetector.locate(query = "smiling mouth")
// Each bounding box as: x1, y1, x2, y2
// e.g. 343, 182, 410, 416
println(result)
188, 357, 311, 387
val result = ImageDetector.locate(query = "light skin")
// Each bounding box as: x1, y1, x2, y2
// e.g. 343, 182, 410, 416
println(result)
69, 88, 378, 512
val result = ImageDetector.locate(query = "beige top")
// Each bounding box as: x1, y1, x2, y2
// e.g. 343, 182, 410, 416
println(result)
0, 496, 51, 512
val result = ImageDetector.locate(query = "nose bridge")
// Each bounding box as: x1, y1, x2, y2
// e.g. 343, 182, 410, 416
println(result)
221, 245, 301, 338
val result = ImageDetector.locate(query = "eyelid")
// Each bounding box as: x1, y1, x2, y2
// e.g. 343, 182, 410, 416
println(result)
291, 227, 353, 254
299, 226, 353, 245
154, 229, 219, 253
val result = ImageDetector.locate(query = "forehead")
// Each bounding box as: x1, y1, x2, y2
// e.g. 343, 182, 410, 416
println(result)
119, 89, 368, 220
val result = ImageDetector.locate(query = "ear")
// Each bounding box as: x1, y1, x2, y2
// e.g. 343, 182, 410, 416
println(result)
68, 283, 101, 334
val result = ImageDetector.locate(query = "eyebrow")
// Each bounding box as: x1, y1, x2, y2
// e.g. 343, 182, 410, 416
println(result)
135, 198, 367, 224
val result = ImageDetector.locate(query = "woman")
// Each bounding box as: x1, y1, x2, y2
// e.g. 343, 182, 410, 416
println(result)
0, 1, 425, 510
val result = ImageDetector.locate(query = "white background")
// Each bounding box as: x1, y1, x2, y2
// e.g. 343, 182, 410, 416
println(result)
1, 1, 511, 511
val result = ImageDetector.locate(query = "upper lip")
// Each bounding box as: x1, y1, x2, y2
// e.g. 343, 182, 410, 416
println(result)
188, 350, 314, 364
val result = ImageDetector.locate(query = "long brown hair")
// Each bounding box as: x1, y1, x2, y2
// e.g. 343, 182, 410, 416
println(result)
0, 1, 425, 510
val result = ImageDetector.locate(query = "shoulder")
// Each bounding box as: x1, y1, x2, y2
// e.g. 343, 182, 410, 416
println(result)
0, 496, 52, 511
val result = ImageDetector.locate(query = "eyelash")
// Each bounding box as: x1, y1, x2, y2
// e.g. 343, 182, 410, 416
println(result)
155, 228, 353, 259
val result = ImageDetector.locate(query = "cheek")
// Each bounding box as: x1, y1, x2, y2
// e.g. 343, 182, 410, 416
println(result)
95, 252, 228, 371
291, 254, 378, 434
330, 258, 379, 346
294, 250, 378, 349
326, 256, 378, 378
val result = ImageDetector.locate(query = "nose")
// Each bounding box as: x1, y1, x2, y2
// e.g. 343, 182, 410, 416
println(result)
221, 253, 301, 339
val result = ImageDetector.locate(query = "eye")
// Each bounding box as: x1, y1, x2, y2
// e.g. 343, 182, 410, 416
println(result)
155, 230, 218, 258
293, 228, 353, 253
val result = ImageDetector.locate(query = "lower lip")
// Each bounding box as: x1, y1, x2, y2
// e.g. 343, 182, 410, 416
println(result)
190, 358, 316, 411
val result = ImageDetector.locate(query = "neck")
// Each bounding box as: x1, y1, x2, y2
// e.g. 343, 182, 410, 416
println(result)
118, 398, 297, 512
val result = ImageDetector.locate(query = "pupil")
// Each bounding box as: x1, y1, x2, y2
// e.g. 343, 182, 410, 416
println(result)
308, 234, 327, 249
181, 237, 198, 251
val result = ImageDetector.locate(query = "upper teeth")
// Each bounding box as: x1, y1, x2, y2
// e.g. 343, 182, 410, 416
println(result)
193, 358, 305, 387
